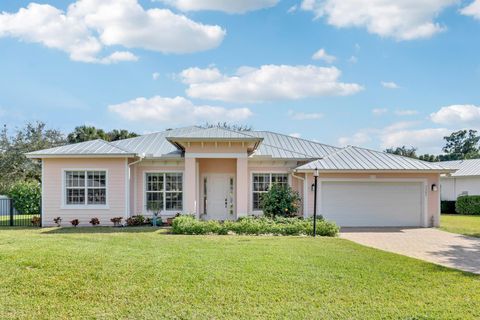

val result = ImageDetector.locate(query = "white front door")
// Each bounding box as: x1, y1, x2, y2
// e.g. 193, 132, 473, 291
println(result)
204, 174, 235, 220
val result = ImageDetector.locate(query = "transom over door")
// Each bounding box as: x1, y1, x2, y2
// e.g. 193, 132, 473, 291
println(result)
320, 181, 424, 227
204, 174, 235, 220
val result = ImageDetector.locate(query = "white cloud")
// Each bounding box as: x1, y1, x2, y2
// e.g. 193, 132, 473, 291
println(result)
152, 72, 160, 80
430, 104, 480, 126
181, 65, 363, 103
394, 109, 418, 116
461, 0, 480, 19
108, 96, 252, 124
288, 110, 323, 120
372, 108, 388, 115
0, 0, 225, 63
381, 81, 400, 89
338, 132, 371, 146
287, 5, 298, 14
380, 128, 450, 153
311, 48, 336, 63
289, 133, 302, 138
301, 0, 457, 40
158, 0, 279, 13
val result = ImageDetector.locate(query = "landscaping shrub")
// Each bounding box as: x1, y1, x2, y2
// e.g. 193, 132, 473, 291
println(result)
7, 180, 41, 215
172, 215, 338, 237
89, 217, 100, 226
126, 215, 145, 226
70, 219, 79, 227
456, 195, 480, 215
260, 184, 301, 218
441, 201, 457, 214
110, 217, 123, 227
31, 216, 41, 227
53, 217, 62, 227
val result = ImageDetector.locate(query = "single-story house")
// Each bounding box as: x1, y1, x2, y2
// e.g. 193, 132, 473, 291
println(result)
438, 159, 480, 201
26, 126, 453, 227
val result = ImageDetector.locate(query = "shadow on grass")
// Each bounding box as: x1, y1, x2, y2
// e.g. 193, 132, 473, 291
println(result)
42, 226, 172, 234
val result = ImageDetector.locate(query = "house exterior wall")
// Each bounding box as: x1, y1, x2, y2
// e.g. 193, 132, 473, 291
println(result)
440, 176, 480, 201
42, 158, 128, 227
306, 172, 441, 227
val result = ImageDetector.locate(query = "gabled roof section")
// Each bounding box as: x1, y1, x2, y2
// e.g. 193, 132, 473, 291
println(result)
438, 159, 480, 177
26, 139, 136, 158
296, 145, 453, 172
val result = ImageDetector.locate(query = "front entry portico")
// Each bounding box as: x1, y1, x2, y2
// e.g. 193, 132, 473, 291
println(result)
202, 173, 235, 220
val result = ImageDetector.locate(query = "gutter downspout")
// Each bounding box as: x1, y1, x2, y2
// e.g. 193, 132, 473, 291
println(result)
292, 171, 307, 218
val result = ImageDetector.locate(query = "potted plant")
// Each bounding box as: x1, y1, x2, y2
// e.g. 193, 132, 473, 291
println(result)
53, 217, 62, 227
70, 219, 79, 227
110, 217, 123, 227
89, 217, 100, 226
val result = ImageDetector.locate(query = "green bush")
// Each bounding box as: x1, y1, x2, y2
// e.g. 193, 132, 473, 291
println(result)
456, 195, 480, 215
260, 184, 301, 218
172, 215, 338, 237
126, 215, 145, 226
441, 201, 457, 214
7, 180, 41, 215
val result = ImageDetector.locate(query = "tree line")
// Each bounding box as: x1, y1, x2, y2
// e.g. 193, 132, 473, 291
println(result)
0, 122, 138, 193
385, 129, 480, 162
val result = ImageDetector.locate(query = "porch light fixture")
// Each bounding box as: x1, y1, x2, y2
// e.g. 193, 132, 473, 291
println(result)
313, 168, 319, 237
431, 184, 438, 192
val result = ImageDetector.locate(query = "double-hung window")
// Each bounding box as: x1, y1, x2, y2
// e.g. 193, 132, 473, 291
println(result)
65, 170, 107, 206
252, 173, 289, 211
146, 173, 183, 212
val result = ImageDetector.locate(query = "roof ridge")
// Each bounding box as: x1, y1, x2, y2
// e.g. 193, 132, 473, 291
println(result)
249, 130, 341, 150
101, 139, 134, 154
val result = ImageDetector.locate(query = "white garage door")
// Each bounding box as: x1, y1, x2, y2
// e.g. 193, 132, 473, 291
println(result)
321, 181, 424, 227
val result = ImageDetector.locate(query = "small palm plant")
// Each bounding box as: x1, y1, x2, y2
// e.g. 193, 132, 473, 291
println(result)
147, 201, 162, 227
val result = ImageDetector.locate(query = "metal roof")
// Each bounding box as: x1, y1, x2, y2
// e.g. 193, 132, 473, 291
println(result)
26, 139, 135, 158
437, 159, 480, 177
167, 127, 262, 141
296, 146, 452, 171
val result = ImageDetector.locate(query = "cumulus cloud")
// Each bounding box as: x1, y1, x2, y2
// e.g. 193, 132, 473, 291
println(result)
461, 0, 480, 19
372, 108, 388, 115
180, 65, 363, 103
380, 128, 450, 152
395, 109, 418, 116
108, 96, 252, 124
301, 0, 457, 40
288, 110, 323, 120
430, 104, 480, 126
381, 81, 400, 89
312, 48, 336, 63
0, 0, 225, 63
158, 0, 279, 13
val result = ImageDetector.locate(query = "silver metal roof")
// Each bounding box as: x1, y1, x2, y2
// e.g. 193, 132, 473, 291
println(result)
167, 127, 261, 141
296, 146, 452, 171
26, 139, 135, 158
437, 159, 480, 177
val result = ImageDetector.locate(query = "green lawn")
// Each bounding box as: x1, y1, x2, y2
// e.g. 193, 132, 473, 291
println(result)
440, 214, 480, 238
0, 228, 478, 319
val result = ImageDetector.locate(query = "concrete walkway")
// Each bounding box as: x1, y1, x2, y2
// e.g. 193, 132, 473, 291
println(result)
341, 228, 480, 274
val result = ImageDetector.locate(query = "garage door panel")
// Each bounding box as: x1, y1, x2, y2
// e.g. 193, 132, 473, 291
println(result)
321, 181, 423, 227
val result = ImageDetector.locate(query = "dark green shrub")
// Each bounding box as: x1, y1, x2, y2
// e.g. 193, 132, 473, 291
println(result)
441, 201, 457, 214
89, 217, 100, 226
260, 184, 301, 218
172, 215, 338, 237
126, 215, 145, 226
7, 180, 41, 215
70, 219, 79, 227
456, 196, 480, 215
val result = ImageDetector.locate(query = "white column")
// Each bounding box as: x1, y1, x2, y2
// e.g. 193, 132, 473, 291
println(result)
184, 157, 197, 216
236, 157, 248, 218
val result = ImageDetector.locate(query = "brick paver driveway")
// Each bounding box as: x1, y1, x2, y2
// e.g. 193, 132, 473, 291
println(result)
341, 228, 480, 274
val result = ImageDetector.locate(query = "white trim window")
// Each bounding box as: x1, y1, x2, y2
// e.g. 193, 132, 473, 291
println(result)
252, 173, 289, 211
146, 173, 183, 212
65, 170, 107, 205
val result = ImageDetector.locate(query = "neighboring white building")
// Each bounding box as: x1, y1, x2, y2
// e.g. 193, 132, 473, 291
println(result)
439, 159, 480, 201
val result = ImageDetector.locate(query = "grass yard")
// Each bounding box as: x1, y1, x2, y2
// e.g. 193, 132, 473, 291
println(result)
0, 228, 478, 319
440, 214, 480, 238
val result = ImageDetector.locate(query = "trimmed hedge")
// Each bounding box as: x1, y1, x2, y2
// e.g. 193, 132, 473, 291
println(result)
441, 201, 457, 214
172, 215, 339, 237
456, 195, 480, 215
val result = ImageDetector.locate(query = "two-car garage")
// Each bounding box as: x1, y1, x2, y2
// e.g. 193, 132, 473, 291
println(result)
319, 181, 426, 227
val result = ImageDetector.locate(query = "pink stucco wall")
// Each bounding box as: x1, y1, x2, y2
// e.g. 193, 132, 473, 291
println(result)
305, 172, 441, 227
42, 158, 127, 227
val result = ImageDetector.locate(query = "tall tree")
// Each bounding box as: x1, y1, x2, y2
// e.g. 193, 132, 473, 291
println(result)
0, 122, 65, 193
67, 125, 107, 143
385, 146, 418, 158
106, 129, 139, 141
442, 130, 480, 160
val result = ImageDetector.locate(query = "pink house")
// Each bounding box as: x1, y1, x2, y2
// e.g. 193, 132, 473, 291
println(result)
27, 126, 452, 227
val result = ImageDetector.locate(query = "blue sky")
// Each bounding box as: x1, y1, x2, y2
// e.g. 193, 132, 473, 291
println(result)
1, 0, 480, 153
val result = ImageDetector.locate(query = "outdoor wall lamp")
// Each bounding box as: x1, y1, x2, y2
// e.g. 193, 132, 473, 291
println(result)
431, 184, 438, 192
